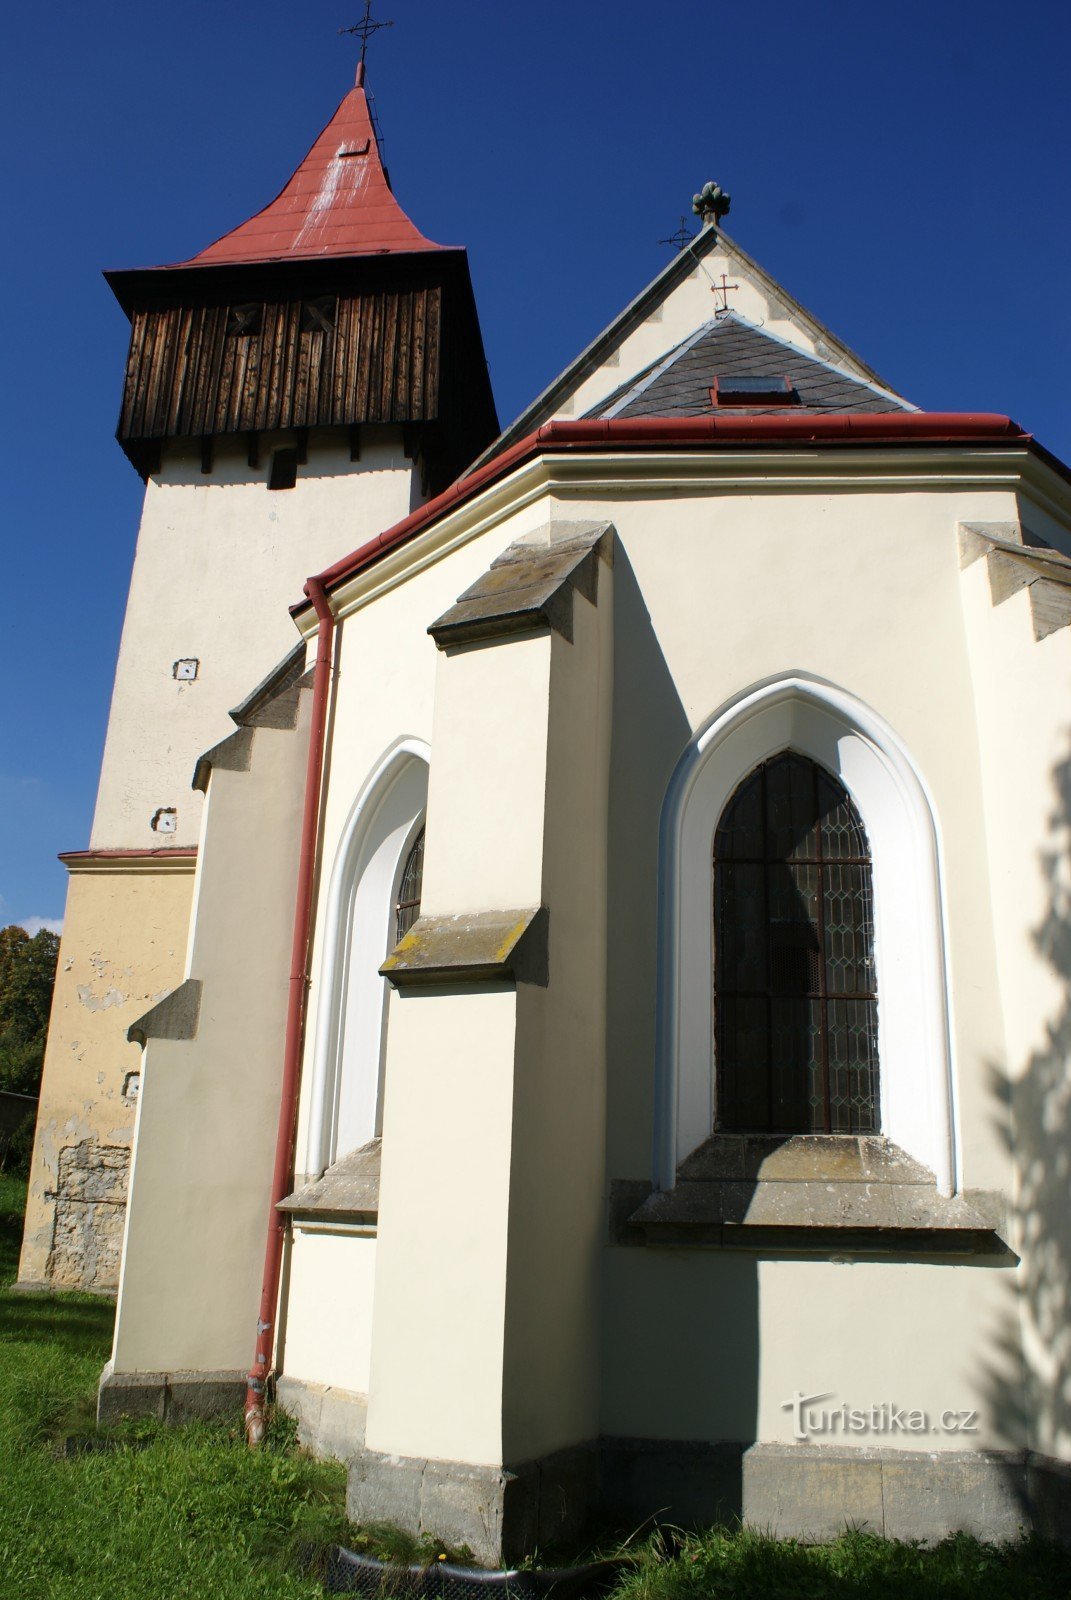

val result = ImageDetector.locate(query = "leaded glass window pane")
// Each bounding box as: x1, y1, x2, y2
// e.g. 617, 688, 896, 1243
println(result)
713, 753, 879, 1134
395, 828, 424, 942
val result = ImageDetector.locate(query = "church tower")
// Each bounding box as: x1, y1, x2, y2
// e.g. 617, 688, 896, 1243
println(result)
19, 62, 497, 1292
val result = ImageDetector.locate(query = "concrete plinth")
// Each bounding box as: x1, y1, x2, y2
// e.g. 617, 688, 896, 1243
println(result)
97, 1364, 245, 1426
346, 1443, 598, 1567
276, 1375, 368, 1461
347, 1437, 1071, 1556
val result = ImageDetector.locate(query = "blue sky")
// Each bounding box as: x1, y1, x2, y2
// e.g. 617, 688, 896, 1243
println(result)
2, 0, 1069, 930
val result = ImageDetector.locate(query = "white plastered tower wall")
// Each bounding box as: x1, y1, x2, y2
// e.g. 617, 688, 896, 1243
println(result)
19, 431, 422, 1293
90, 432, 420, 851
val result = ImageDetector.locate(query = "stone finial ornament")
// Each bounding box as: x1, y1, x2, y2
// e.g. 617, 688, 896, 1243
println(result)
692, 181, 731, 225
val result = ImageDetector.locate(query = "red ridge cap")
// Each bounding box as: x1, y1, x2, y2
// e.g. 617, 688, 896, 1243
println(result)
295, 412, 1035, 612
178, 70, 445, 267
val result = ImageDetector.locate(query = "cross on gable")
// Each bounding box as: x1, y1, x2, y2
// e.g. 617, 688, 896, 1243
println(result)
659, 215, 696, 252
339, 0, 394, 66
711, 272, 740, 317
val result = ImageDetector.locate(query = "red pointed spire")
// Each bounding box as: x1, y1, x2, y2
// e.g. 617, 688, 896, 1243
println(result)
183, 65, 445, 265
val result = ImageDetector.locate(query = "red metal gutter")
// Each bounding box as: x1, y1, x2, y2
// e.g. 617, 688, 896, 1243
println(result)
293, 413, 1035, 616
245, 577, 335, 1446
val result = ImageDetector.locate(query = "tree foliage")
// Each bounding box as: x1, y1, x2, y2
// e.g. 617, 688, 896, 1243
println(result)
0, 928, 60, 1170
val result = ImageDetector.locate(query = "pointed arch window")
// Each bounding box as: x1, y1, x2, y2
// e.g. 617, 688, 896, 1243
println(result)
713, 752, 879, 1134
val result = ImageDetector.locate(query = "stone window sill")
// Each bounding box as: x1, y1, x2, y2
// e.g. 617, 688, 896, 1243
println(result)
278, 1138, 380, 1229
612, 1135, 1007, 1257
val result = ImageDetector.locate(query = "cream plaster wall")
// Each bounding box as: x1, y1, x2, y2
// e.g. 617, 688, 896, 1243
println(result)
112, 698, 309, 1372
602, 1252, 1024, 1452
288, 521, 616, 1471
420, 635, 551, 916
959, 553, 1071, 1460
579, 483, 1017, 1191
579, 479, 1034, 1450
366, 986, 518, 1465
18, 861, 193, 1291
288, 464, 1041, 1469
293, 505, 555, 1184
92, 430, 419, 851
105, 421, 1071, 1471
502, 582, 614, 1463
281, 1230, 376, 1396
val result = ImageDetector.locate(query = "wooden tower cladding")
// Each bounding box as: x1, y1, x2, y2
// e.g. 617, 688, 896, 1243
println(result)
108, 256, 494, 494
104, 66, 498, 493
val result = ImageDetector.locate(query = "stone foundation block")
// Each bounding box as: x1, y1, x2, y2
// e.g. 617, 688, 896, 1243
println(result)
742, 1443, 885, 1538
1029, 1453, 1071, 1544
602, 1437, 745, 1525
881, 1449, 1028, 1542
276, 1376, 368, 1461
738, 1442, 1042, 1542
97, 1365, 244, 1426
347, 1442, 597, 1567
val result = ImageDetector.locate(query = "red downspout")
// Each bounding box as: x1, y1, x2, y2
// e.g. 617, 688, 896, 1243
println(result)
244, 576, 335, 1445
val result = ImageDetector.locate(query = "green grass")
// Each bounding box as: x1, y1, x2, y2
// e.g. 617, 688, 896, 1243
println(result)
2, 1174, 1070, 1597
607, 1524, 1071, 1600
0, 1173, 350, 1599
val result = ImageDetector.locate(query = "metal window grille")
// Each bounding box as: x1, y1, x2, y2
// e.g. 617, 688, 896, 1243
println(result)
395, 828, 425, 942
713, 752, 880, 1134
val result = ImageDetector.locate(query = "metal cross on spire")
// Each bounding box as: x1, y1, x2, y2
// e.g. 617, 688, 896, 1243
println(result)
339, 0, 394, 67
659, 215, 696, 252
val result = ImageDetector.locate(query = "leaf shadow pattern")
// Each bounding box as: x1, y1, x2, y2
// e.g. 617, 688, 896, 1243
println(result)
979, 741, 1071, 1532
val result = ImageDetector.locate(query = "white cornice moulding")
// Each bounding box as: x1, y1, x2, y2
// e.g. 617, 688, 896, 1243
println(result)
292, 444, 1069, 636
62, 851, 199, 876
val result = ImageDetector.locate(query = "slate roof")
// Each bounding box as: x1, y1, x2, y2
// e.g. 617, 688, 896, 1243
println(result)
588, 314, 912, 419
180, 64, 445, 268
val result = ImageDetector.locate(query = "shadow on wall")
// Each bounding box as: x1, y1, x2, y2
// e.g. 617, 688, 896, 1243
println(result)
602, 543, 759, 1522
153, 427, 411, 489
604, 541, 692, 1182
982, 740, 1071, 1525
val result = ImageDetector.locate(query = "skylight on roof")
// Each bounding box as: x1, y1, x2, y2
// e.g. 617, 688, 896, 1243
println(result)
710, 374, 798, 407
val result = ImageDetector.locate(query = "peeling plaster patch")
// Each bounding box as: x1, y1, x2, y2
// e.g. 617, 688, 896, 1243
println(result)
49, 1139, 130, 1290
76, 984, 128, 1012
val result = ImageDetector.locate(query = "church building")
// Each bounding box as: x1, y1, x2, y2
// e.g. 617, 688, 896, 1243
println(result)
21, 53, 1071, 1562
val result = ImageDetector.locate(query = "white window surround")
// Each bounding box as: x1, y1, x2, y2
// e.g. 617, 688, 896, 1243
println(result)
654, 675, 957, 1197
305, 738, 430, 1178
